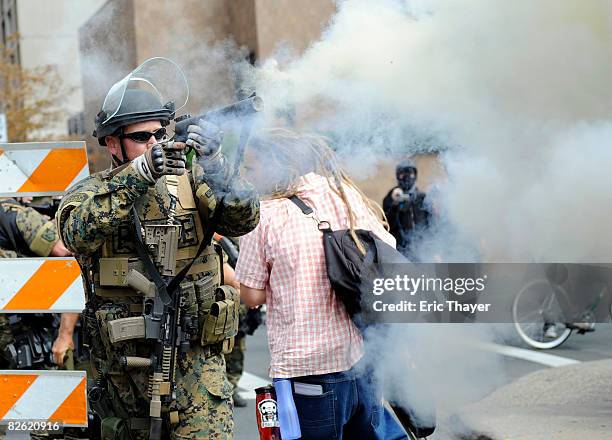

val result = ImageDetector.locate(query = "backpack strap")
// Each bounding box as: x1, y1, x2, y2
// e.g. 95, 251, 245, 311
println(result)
289, 196, 312, 215
289, 196, 332, 232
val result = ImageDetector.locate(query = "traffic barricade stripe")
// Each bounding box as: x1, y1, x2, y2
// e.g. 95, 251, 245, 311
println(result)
0, 142, 88, 196
0, 371, 87, 426
49, 376, 88, 426
18, 149, 88, 193
0, 258, 85, 313
0, 374, 38, 419
4, 260, 82, 310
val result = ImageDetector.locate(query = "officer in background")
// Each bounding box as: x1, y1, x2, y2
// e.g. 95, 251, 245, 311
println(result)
0, 198, 74, 369
382, 159, 431, 257
221, 260, 249, 408
56, 81, 259, 439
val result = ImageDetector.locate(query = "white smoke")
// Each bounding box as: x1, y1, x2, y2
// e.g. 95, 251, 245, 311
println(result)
247, 0, 612, 262
240, 2, 612, 435
363, 324, 505, 436
75, 1, 612, 435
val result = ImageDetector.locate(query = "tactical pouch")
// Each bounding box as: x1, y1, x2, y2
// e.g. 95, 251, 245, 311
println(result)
194, 273, 219, 337
101, 417, 130, 440
195, 275, 218, 312
201, 285, 239, 346
221, 336, 235, 354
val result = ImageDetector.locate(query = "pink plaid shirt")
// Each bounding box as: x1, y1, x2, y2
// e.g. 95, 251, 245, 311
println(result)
235, 173, 396, 378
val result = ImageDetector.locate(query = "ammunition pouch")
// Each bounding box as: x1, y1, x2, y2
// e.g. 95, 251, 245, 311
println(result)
201, 285, 240, 351
100, 417, 130, 440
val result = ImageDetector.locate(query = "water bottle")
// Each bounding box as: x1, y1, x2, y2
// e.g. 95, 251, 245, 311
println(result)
255, 385, 281, 440
273, 379, 302, 439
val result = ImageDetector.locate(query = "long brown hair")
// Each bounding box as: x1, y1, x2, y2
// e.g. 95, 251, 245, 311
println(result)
248, 128, 388, 253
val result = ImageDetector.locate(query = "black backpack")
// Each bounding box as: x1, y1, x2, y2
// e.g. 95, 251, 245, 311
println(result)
289, 196, 408, 317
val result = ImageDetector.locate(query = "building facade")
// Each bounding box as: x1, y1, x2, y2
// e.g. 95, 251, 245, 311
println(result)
0, 0, 19, 63
79, 0, 336, 170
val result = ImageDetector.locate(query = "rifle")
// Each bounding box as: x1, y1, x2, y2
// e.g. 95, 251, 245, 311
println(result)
103, 205, 190, 438
112, 207, 196, 440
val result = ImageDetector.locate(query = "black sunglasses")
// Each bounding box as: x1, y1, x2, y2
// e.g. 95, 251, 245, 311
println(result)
121, 127, 167, 143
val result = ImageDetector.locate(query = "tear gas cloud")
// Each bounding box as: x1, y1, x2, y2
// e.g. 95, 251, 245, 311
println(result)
237, 0, 612, 432
245, 0, 612, 263
77, 1, 611, 433
363, 324, 505, 436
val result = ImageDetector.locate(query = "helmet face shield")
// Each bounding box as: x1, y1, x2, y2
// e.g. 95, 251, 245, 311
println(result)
101, 57, 189, 125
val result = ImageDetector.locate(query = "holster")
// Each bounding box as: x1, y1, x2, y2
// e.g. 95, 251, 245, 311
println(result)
100, 417, 130, 440
4, 327, 54, 368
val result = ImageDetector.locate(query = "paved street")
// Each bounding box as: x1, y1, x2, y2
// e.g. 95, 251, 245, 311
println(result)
233, 323, 612, 439
4, 323, 610, 439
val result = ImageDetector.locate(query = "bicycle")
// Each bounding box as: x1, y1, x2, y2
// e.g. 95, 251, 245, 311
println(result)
512, 264, 612, 349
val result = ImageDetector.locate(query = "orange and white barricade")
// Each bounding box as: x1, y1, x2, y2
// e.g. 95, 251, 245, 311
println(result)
0, 141, 89, 427
0, 258, 84, 313
0, 370, 88, 427
0, 142, 88, 196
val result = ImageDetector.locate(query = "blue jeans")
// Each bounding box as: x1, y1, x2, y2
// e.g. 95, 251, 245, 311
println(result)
290, 363, 408, 440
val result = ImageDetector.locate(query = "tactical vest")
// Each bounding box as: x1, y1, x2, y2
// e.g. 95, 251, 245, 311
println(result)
91, 174, 239, 354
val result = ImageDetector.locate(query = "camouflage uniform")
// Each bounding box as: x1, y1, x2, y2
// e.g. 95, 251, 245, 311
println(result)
0, 199, 59, 257
0, 199, 60, 366
57, 159, 259, 439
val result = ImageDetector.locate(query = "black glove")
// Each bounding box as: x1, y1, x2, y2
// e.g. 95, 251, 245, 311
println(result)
186, 120, 223, 159
132, 141, 186, 183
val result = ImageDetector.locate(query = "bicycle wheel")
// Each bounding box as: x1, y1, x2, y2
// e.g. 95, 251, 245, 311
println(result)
513, 279, 572, 349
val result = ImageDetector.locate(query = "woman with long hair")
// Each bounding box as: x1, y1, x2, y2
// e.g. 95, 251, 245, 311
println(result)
235, 128, 407, 439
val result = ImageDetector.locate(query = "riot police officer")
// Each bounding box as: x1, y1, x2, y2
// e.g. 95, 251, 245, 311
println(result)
56, 63, 259, 439
382, 159, 430, 257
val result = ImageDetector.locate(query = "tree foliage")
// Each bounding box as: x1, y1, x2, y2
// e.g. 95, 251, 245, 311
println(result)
0, 35, 66, 142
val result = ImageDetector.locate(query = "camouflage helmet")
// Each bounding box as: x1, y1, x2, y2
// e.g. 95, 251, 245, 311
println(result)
93, 88, 175, 146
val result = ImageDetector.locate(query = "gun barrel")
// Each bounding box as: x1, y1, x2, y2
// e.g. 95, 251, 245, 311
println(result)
174, 95, 263, 142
